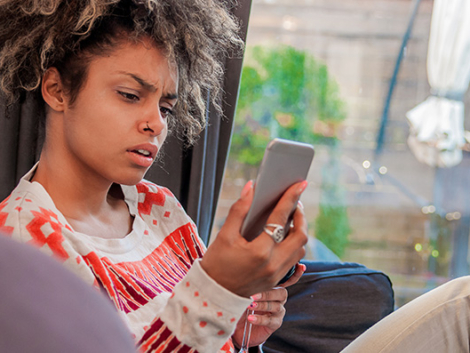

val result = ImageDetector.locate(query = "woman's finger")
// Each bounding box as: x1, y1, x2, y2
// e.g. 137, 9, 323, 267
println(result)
284, 205, 308, 243
250, 300, 284, 314
260, 206, 307, 282
264, 204, 308, 258
280, 262, 306, 288
267, 181, 308, 224
251, 287, 288, 304
247, 309, 285, 329
217, 180, 254, 241
253, 181, 307, 246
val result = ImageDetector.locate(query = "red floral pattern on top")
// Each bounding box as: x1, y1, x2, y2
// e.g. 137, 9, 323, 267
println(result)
0, 180, 238, 353
25, 207, 70, 261
83, 223, 204, 314
0, 197, 14, 235
136, 182, 166, 215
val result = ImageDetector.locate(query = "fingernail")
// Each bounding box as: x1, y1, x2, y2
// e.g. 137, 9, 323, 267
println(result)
251, 293, 262, 301
249, 302, 258, 309
298, 200, 304, 209
301, 264, 307, 272
241, 180, 253, 198
247, 315, 257, 323
298, 181, 308, 193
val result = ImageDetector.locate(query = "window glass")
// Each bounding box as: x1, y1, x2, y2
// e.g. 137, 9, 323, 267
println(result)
213, 0, 470, 307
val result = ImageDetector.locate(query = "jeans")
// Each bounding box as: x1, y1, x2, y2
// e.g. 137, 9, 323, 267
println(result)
263, 261, 394, 353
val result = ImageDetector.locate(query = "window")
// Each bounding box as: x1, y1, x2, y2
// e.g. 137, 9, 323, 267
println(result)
214, 0, 470, 307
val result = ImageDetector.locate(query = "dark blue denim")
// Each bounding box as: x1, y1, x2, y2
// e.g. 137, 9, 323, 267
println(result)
262, 261, 394, 353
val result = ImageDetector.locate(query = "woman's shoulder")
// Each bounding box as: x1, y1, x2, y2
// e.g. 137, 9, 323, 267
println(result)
1, 180, 57, 220
0, 181, 71, 252
1, 166, 60, 214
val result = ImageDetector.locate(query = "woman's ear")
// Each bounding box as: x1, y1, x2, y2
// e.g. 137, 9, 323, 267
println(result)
41, 68, 66, 112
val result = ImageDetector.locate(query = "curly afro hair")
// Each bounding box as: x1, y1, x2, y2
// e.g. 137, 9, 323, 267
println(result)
0, 0, 243, 143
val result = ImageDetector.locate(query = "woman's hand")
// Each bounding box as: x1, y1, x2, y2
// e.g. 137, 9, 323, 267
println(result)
200, 181, 308, 298
231, 263, 306, 348
232, 286, 287, 348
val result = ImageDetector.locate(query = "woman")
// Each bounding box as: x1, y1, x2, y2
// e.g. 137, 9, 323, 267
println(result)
0, 1, 308, 352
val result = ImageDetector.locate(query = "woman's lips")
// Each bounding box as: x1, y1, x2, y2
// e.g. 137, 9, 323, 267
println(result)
127, 150, 154, 167
126, 143, 158, 167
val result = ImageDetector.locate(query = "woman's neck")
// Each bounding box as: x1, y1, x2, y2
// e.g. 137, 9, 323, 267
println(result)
32, 148, 117, 220
32, 153, 133, 239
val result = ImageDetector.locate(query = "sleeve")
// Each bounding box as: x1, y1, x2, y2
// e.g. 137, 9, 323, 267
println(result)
138, 260, 252, 353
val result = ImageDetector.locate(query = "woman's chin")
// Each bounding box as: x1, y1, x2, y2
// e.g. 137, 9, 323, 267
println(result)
112, 171, 148, 186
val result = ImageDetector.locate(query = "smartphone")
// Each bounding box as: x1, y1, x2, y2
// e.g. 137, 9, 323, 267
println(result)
241, 138, 315, 242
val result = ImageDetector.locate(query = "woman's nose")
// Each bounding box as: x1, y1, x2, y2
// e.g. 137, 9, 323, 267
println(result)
141, 106, 167, 136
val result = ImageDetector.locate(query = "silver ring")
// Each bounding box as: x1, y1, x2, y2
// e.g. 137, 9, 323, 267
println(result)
263, 223, 285, 243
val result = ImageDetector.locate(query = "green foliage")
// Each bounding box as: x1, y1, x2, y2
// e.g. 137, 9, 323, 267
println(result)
230, 124, 269, 166
231, 44, 346, 166
427, 213, 453, 277
237, 66, 263, 111
315, 204, 350, 258
231, 44, 351, 257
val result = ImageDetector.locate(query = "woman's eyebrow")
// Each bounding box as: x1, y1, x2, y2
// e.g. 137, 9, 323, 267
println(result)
163, 93, 178, 100
118, 71, 157, 92
117, 71, 178, 99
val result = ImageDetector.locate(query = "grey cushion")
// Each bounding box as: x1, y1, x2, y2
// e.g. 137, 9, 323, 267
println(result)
0, 233, 136, 353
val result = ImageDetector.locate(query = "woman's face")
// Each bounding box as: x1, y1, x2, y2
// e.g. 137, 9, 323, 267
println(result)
58, 36, 178, 186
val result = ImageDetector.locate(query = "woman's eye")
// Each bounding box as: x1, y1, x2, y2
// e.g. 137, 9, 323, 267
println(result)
118, 91, 139, 102
161, 107, 174, 119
